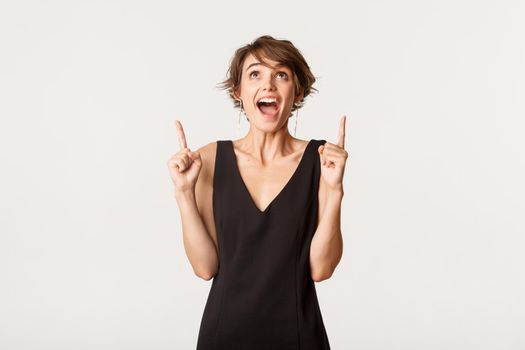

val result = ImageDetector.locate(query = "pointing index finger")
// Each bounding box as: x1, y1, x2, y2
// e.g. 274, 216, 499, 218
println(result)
337, 115, 346, 149
175, 120, 188, 150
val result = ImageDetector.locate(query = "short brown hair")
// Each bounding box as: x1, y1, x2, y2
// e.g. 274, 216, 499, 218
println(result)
218, 35, 317, 113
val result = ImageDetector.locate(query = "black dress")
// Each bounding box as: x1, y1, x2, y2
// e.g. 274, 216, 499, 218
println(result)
196, 139, 331, 350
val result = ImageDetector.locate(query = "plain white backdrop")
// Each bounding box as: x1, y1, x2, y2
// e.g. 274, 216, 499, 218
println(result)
1, 0, 524, 349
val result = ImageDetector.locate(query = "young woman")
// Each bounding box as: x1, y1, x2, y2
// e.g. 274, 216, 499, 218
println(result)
167, 35, 348, 350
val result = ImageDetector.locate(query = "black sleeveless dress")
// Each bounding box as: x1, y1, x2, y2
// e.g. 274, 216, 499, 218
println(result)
196, 139, 330, 350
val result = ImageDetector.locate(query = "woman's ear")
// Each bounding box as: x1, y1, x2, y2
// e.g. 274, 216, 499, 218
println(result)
295, 88, 304, 104
233, 88, 241, 101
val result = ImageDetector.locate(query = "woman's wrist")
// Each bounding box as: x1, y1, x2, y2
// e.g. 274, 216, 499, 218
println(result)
326, 186, 344, 199
174, 188, 196, 201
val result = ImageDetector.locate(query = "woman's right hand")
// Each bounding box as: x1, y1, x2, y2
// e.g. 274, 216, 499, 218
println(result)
167, 120, 202, 194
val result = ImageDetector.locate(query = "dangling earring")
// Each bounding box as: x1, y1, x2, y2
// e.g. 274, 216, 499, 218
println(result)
238, 99, 243, 131
294, 104, 299, 137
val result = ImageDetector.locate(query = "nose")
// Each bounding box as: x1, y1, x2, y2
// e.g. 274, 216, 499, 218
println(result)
261, 75, 276, 91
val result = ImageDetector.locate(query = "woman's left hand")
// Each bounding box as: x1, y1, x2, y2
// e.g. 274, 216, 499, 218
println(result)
318, 115, 349, 192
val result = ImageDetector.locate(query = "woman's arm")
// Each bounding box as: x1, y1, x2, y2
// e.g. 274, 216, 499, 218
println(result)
310, 116, 348, 282
309, 181, 344, 282
175, 184, 218, 281
168, 122, 219, 281
174, 142, 219, 281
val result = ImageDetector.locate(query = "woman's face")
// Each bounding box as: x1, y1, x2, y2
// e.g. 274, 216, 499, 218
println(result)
236, 53, 302, 130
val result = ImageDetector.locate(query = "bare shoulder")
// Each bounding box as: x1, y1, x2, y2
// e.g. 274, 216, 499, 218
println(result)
194, 140, 217, 200
195, 141, 218, 177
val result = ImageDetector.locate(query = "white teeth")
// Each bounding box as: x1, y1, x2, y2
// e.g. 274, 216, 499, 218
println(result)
258, 97, 278, 103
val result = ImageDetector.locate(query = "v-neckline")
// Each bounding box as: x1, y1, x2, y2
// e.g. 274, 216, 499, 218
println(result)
229, 139, 313, 214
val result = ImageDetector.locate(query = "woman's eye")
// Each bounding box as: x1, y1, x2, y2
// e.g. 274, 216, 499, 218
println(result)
248, 70, 288, 79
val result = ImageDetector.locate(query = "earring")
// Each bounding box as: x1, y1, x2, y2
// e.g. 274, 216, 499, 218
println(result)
238, 99, 243, 131
294, 104, 299, 137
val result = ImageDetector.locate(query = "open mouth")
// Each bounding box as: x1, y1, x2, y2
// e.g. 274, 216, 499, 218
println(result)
256, 97, 280, 116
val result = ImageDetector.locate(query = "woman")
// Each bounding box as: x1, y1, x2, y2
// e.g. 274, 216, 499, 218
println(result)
167, 35, 348, 350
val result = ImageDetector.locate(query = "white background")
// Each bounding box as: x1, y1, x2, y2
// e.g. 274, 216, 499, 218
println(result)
1, 0, 524, 349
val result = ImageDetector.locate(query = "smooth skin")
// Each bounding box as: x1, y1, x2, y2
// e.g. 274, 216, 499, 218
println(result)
167, 53, 348, 281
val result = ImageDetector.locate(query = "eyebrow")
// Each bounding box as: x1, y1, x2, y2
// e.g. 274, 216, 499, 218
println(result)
245, 62, 287, 72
